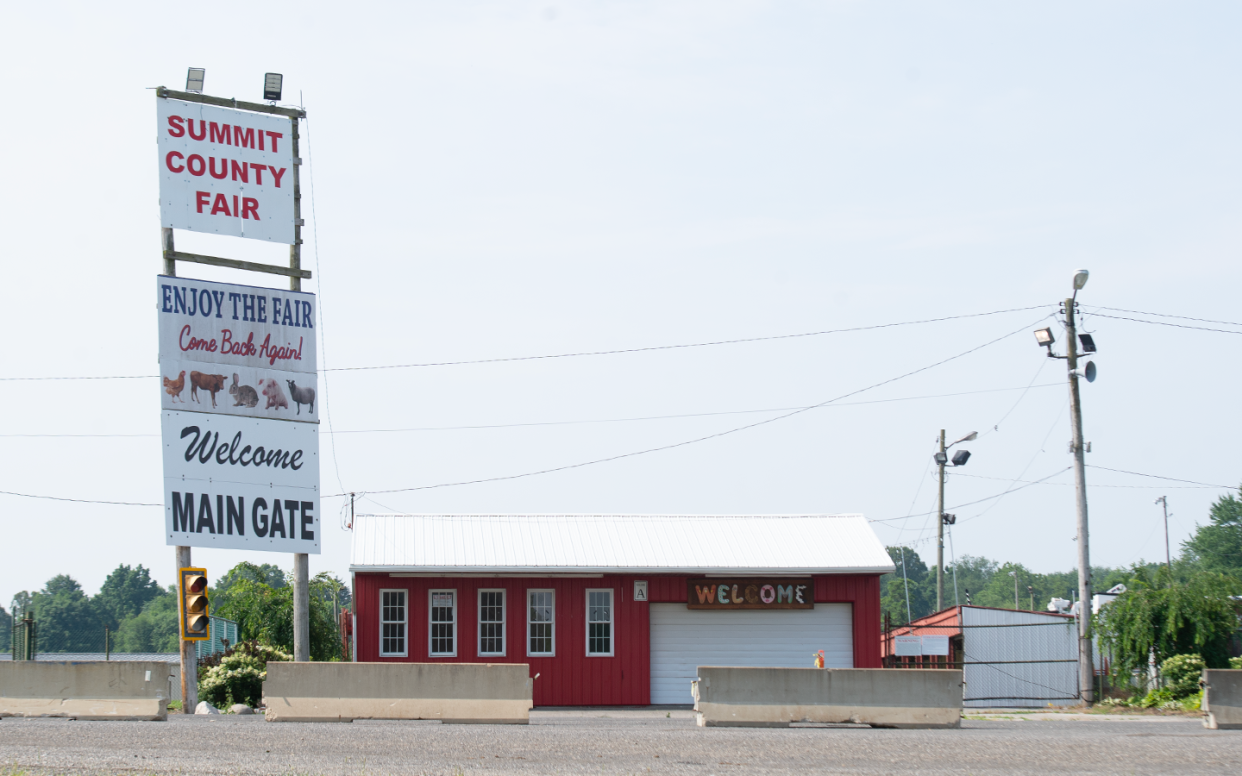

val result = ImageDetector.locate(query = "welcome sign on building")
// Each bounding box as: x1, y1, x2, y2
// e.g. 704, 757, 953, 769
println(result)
158, 276, 320, 554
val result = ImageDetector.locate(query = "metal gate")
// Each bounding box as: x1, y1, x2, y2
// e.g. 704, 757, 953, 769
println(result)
884, 611, 1080, 707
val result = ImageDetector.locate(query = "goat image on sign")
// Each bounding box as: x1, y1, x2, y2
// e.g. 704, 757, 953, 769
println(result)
686, 579, 814, 610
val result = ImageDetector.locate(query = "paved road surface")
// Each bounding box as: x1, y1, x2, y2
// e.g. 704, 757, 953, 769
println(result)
1, 709, 1238, 775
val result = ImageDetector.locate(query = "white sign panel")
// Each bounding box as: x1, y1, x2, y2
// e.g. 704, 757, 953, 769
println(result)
162, 411, 319, 553
158, 277, 317, 426
921, 635, 950, 656
158, 98, 295, 243
894, 635, 922, 657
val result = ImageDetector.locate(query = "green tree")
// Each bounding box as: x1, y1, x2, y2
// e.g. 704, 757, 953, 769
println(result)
942, 555, 997, 607
112, 586, 179, 653
1182, 489, 1242, 578
32, 575, 104, 652
881, 547, 932, 624
1095, 571, 1242, 673
11, 591, 32, 619
212, 562, 340, 660
0, 604, 10, 651
95, 564, 163, 630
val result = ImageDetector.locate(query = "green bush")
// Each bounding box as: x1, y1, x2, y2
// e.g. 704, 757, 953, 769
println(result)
1160, 653, 1205, 698
198, 641, 291, 708
1230, 657, 1242, 669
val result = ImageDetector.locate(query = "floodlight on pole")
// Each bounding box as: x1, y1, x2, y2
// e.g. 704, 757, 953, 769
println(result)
263, 73, 283, 102
186, 68, 205, 93
1078, 333, 1097, 353
1073, 269, 1090, 291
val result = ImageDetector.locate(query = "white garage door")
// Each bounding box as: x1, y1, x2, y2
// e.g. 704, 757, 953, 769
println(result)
650, 603, 854, 705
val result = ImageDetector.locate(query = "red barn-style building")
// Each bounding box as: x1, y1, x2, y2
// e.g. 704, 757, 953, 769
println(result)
350, 514, 894, 706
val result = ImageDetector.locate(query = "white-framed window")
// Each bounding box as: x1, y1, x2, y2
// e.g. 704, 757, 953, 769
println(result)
429, 589, 457, 657
380, 589, 407, 657
586, 589, 614, 656
527, 589, 555, 657
478, 589, 506, 657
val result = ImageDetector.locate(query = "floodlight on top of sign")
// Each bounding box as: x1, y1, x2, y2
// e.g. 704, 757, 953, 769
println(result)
264, 73, 283, 102
186, 68, 205, 93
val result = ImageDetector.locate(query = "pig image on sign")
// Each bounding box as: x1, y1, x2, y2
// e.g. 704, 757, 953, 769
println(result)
258, 378, 288, 410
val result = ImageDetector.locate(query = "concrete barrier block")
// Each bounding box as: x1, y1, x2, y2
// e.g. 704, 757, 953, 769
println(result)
693, 667, 962, 729
263, 662, 533, 724
1203, 669, 1242, 730
0, 662, 170, 721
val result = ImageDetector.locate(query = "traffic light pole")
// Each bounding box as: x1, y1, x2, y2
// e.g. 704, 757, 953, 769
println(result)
176, 545, 197, 713
1065, 296, 1095, 704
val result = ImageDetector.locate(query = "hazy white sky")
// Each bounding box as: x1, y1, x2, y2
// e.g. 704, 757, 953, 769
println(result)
2, 1, 1239, 605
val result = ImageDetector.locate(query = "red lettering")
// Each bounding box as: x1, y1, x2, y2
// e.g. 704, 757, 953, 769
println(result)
242, 198, 259, 220
233, 126, 254, 149
166, 115, 185, 138
265, 130, 282, 153
165, 151, 184, 173
269, 167, 286, 188
187, 154, 205, 176
187, 119, 206, 141
233, 195, 240, 218
178, 325, 218, 353
695, 585, 717, 604
208, 157, 228, 180
219, 330, 258, 356
209, 122, 232, 145
258, 131, 264, 151
196, 191, 210, 213
230, 160, 249, 183
248, 163, 266, 185
211, 193, 231, 216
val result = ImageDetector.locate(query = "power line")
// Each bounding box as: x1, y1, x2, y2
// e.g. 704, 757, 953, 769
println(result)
870, 467, 1073, 524
325, 315, 1053, 498
1087, 312, 1242, 337
0, 383, 1064, 439
1085, 465, 1234, 490
0, 489, 160, 507
319, 305, 1052, 373
0, 305, 1050, 382
950, 471, 1219, 489
1090, 306, 1242, 329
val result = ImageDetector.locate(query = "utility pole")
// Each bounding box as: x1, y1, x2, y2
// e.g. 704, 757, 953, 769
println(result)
1028, 585, 1034, 611
936, 429, 947, 612
1064, 286, 1095, 705
1155, 496, 1172, 585
1010, 571, 1019, 609
288, 114, 310, 665
176, 545, 197, 713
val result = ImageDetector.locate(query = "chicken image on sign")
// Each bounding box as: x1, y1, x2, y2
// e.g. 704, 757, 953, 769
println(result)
157, 276, 317, 423
157, 97, 295, 244
162, 411, 319, 553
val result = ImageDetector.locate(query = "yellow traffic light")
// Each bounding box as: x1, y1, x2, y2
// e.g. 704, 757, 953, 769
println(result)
179, 567, 210, 641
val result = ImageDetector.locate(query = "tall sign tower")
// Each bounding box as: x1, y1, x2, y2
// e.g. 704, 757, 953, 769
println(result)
154, 72, 316, 712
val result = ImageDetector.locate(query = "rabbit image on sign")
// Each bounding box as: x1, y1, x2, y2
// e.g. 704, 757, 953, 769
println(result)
286, 380, 316, 415
259, 378, 289, 410
230, 374, 260, 408
163, 371, 186, 403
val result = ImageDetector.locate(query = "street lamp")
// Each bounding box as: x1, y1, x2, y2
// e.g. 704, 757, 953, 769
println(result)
1032, 269, 1097, 704
935, 429, 977, 611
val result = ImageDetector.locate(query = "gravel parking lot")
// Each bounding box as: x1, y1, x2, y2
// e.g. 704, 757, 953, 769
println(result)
1, 709, 1239, 775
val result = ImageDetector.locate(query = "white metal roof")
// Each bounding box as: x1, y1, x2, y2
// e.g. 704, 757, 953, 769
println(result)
349, 514, 895, 575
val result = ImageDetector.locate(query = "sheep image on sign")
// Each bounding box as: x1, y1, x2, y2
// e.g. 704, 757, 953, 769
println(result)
157, 97, 295, 243
686, 579, 814, 610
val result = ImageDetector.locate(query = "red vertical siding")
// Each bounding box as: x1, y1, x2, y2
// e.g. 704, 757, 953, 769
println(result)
355, 571, 884, 705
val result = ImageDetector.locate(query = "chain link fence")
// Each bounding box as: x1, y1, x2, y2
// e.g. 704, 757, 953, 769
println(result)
4, 613, 233, 661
